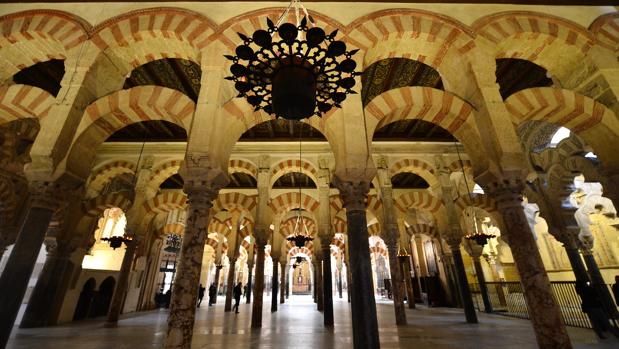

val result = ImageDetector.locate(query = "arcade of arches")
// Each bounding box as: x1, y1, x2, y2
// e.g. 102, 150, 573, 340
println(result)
0, 1, 619, 349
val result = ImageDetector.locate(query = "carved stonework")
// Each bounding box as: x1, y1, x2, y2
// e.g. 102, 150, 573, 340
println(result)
333, 177, 369, 211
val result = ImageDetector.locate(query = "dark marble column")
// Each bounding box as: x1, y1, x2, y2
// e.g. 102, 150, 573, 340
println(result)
279, 261, 286, 304
224, 258, 237, 312
271, 261, 278, 312
448, 242, 478, 323
105, 237, 139, 327
346, 263, 352, 303
489, 181, 572, 349
386, 235, 407, 325
213, 264, 222, 303
581, 247, 619, 318
251, 237, 267, 328
398, 255, 415, 309
246, 262, 253, 304
472, 256, 492, 313
164, 185, 218, 349
315, 258, 324, 311
321, 242, 334, 326
0, 182, 65, 349
336, 179, 379, 349
337, 267, 343, 299
20, 240, 77, 328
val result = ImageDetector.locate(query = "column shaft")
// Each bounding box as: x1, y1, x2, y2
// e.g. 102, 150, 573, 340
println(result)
0, 205, 54, 349
399, 256, 415, 309
271, 261, 278, 312
347, 209, 380, 349
246, 266, 253, 304
386, 242, 407, 325
164, 188, 215, 349
451, 247, 478, 323
279, 262, 286, 304
106, 239, 138, 326
473, 257, 492, 313
315, 260, 324, 311
224, 259, 236, 312
322, 246, 334, 326
251, 242, 266, 328
495, 189, 572, 348
582, 251, 618, 318
20, 252, 75, 327
213, 266, 221, 303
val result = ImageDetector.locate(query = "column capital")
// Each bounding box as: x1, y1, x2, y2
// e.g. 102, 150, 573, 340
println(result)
28, 180, 80, 212
333, 176, 370, 211
482, 176, 526, 210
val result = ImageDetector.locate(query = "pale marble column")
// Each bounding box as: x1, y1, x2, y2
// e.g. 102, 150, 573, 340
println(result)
488, 181, 572, 349
164, 185, 219, 349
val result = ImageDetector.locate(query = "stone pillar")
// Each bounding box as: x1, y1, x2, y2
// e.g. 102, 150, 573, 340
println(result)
0, 181, 66, 349
246, 261, 253, 304
337, 264, 343, 299
580, 244, 618, 318
20, 238, 79, 328
251, 236, 267, 328
271, 260, 279, 312
464, 241, 492, 313
346, 263, 352, 303
447, 238, 478, 323
164, 181, 220, 349
224, 258, 237, 312
335, 178, 379, 349
105, 236, 139, 326
321, 241, 334, 326
314, 258, 324, 311
398, 255, 415, 309
279, 261, 286, 304
488, 180, 572, 349
385, 234, 407, 325
213, 264, 222, 303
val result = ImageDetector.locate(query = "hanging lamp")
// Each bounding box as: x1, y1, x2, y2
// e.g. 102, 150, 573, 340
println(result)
225, 0, 359, 120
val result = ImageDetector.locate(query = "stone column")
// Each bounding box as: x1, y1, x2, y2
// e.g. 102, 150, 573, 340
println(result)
487, 180, 572, 349
580, 242, 618, 318
164, 181, 220, 349
246, 260, 253, 304
213, 264, 222, 303
385, 234, 406, 325
271, 259, 279, 312
105, 236, 139, 326
447, 238, 478, 323
464, 241, 492, 313
251, 235, 267, 328
335, 178, 379, 349
321, 241, 334, 326
279, 260, 286, 304
20, 237, 79, 328
398, 255, 415, 309
337, 264, 343, 299
224, 257, 237, 312
0, 181, 68, 349
314, 257, 324, 311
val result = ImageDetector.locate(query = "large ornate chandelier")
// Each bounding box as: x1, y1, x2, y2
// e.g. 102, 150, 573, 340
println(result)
225, 1, 359, 120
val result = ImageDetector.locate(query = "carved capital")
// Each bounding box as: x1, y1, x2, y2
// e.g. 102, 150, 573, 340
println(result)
333, 176, 369, 211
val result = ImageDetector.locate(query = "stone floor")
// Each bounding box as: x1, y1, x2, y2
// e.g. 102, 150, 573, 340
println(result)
6, 295, 618, 348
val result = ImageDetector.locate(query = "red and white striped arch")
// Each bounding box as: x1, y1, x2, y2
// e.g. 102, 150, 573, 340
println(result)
270, 158, 318, 188
589, 13, 619, 52
346, 9, 476, 70
87, 160, 136, 196
68, 86, 194, 178
269, 192, 320, 216
395, 191, 444, 215
143, 192, 187, 214
211, 192, 256, 217
389, 158, 438, 187
0, 85, 55, 125
83, 191, 133, 217
90, 8, 216, 70
228, 158, 258, 179
0, 10, 89, 80
505, 87, 619, 166
148, 159, 183, 190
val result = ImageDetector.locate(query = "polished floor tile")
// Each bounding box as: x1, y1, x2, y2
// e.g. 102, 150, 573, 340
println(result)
6, 295, 617, 348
